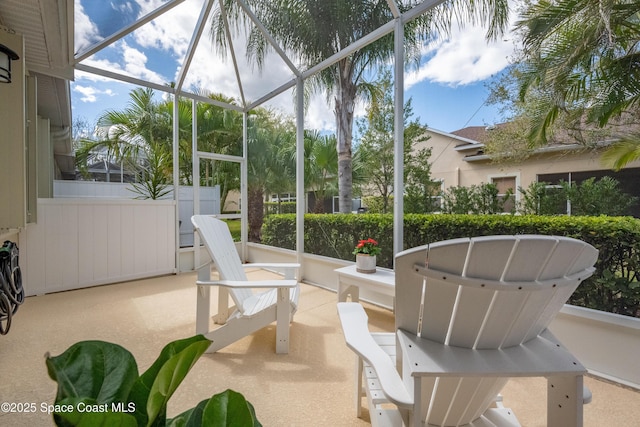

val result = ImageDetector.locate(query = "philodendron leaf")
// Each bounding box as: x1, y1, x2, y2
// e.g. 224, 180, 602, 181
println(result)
165, 398, 207, 427
128, 335, 211, 427
202, 390, 261, 427
45, 341, 138, 405
167, 390, 262, 427
53, 397, 137, 427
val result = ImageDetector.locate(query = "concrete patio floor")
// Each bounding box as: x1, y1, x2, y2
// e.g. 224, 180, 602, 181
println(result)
0, 270, 638, 426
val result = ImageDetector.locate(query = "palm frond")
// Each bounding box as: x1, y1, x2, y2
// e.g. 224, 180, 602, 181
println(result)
601, 135, 640, 171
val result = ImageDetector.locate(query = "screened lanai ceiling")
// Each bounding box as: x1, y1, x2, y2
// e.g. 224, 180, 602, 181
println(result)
73, 0, 443, 112
0, 0, 446, 177
0, 0, 501, 254
70, 0, 448, 255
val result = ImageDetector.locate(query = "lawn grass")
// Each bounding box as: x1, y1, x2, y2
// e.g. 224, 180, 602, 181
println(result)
224, 219, 242, 241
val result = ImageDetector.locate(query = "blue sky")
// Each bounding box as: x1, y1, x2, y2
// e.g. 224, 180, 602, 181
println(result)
72, 0, 517, 134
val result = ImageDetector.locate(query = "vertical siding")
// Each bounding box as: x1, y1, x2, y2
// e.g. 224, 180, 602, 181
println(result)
23, 199, 176, 296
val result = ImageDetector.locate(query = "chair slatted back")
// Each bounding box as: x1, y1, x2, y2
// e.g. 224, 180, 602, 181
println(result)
394, 235, 598, 426
191, 215, 254, 310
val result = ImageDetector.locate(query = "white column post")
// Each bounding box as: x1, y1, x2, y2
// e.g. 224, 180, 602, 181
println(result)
241, 112, 249, 261
173, 94, 181, 270
296, 78, 305, 278
192, 99, 200, 261
393, 17, 405, 262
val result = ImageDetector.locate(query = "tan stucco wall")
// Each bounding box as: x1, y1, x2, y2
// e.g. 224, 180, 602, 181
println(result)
0, 30, 26, 231
420, 129, 640, 206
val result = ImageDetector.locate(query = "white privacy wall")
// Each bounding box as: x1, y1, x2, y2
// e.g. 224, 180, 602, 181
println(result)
21, 198, 176, 296
53, 181, 219, 247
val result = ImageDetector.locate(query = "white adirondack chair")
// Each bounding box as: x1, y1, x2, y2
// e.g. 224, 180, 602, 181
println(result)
338, 235, 598, 427
191, 215, 300, 354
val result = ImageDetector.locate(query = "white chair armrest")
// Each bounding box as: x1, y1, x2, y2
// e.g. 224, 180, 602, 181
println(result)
196, 279, 298, 289
242, 263, 299, 280
242, 263, 300, 271
337, 302, 413, 408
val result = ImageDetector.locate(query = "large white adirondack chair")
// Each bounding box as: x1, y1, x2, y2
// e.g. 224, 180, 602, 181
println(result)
191, 215, 300, 354
338, 235, 598, 427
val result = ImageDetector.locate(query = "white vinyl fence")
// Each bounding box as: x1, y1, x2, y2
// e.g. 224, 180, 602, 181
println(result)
53, 180, 220, 247
21, 198, 176, 296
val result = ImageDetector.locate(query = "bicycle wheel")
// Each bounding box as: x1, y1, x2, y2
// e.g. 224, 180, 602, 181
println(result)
8, 267, 23, 306
0, 292, 12, 335
0, 264, 21, 307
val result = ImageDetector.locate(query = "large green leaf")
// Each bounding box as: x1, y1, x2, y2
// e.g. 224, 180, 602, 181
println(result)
45, 341, 138, 405
53, 397, 137, 427
167, 390, 262, 427
165, 398, 207, 427
128, 335, 211, 427
202, 390, 261, 427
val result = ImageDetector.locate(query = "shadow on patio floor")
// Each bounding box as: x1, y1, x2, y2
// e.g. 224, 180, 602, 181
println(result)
0, 271, 638, 426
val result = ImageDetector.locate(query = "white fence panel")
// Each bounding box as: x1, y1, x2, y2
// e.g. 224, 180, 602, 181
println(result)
54, 180, 133, 198
22, 198, 176, 296
53, 181, 219, 247
177, 186, 219, 247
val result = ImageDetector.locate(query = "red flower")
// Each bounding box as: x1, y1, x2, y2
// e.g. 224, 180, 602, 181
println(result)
353, 238, 381, 256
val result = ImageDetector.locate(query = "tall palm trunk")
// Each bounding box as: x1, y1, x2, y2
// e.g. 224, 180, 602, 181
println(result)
248, 187, 264, 242
335, 61, 357, 213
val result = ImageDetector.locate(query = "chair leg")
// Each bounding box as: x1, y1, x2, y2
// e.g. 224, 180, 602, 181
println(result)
275, 287, 290, 354
214, 287, 231, 324
547, 375, 583, 427
196, 285, 210, 336
355, 355, 363, 417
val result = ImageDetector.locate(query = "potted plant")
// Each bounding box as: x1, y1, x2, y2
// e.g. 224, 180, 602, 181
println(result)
45, 335, 261, 426
353, 238, 381, 274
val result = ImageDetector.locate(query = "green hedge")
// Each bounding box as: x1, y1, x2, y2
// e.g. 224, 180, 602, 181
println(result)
262, 213, 640, 317
264, 201, 296, 215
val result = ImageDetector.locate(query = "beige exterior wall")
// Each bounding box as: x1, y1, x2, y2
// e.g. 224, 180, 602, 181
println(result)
0, 29, 26, 231
419, 128, 640, 210
224, 189, 241, 213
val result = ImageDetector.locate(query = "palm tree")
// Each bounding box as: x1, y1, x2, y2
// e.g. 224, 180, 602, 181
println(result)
183, 92, 245, 208
300, 130, 338, 213
88, 87, 171, 162
76, 87, 174, 199
246, 110, 296, 241
515, 0, 640, 167
212, 0, 510, 212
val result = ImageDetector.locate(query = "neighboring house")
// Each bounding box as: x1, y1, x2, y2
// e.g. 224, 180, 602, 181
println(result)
77, 160, 137, 183
419, 126, 640, 217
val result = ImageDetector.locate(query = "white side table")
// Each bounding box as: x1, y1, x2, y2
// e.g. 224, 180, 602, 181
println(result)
335, 264, 395, 303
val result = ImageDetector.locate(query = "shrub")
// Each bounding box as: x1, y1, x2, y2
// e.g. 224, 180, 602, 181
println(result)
262, 213, 640, 317
362, 196, 387, 214
264, 201, 296, 215
519, 177, 637, 216
441, 183, 513, 214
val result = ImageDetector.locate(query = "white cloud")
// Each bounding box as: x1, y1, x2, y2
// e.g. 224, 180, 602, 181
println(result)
74, 1, 100, 53
136, 0, 168, 16
405, 24, 516, 89
120, 41, 167, 83
111, 0, 135, 15
73, 85, 115, 103
76, 40, 167, 85
72, 1, 517, 132
132, 0, 197, 56
305, 96, 335, 132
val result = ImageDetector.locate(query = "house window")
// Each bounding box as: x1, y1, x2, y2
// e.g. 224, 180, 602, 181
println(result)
332, 197, 362, 213
491, 176, 516, 213
270, 193, 296, 202
431, 179, 444, 212
538, 169, 640, 217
